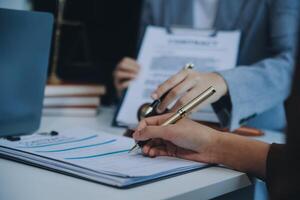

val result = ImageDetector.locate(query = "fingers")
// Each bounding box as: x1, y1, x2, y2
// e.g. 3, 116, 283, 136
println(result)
114, 57, 140, 87
114, 58, 140, 95
114, 71, 137, 80
134, 118, 148, 133
114, 78, 134, 93
157, 78, 196, 113
136, 114, 173, 129
169, 87, 202, 112
142, 141, 197, 160
133, 125, 169, 141
142, 140, 174, 157
120, 80, 131, 89
142, 139, 164, 157
151, 70, 189, 100
142, 143, 205, 163
147, 145, 168, 157
133, 114, 176, 157
116, 57, 140, 73
134, 114, 173, 133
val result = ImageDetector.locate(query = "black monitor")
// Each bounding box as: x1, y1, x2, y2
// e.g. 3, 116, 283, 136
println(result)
0, 8, 53, 136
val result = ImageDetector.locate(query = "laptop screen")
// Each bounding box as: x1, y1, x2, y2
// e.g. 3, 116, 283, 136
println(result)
0, 8, 53, 136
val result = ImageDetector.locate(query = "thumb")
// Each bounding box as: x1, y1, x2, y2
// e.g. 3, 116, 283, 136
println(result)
134, 113, 174, 132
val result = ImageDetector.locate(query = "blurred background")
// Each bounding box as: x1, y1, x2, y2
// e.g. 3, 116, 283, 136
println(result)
0, 0, 142, 104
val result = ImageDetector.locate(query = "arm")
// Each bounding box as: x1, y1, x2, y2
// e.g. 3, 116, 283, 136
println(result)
133, 114, 270, 179
213, 132, 270, 179
215, 0, 299, 130
151, 0, 299, 130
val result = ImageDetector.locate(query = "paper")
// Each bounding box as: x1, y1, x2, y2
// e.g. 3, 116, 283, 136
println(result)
116, 26, 241, 127
0, 128, 205, 178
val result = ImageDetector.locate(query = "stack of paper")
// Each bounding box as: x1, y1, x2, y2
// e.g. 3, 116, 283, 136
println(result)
0, 129, 207, 187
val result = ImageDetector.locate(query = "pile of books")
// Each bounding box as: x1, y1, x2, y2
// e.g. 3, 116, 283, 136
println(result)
43, 83, 106, 117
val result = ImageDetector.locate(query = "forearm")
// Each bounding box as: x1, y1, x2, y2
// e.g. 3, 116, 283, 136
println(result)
211, 133, 270, 180
217, 54, 295, 130
214, 0, 299, 130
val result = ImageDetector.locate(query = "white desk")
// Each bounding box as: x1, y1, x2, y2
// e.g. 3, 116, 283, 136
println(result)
0, 107, 285, 200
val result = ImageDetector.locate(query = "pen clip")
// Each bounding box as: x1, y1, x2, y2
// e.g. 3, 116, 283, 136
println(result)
166, 26, 218, 37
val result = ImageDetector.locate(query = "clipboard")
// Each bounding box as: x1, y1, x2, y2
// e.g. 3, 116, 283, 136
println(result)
113, 25, 241, 128
165, 25, 218, 37
112, 89, 130, 128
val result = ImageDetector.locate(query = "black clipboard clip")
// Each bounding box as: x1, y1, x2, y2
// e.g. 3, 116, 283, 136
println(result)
166, 25, 218, 37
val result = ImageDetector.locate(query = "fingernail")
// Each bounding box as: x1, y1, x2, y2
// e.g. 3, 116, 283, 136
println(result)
156, 106, 163, 113
151, 93, 158, 100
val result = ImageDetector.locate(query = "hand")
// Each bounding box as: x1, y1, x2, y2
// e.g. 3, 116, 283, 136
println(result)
113, 57, 140, 97
151, 70, 228, 113
132, 114, 220, 164
133, 114, 270, 180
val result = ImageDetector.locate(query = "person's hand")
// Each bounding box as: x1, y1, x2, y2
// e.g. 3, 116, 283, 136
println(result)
133, 114, 271, 180
151, 70, 228, 113
113, 57, 140, 97
132, 114, 220, 164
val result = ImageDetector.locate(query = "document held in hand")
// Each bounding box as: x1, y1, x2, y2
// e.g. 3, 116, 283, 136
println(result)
116, 26, 241, 127
0, 129, 207, 188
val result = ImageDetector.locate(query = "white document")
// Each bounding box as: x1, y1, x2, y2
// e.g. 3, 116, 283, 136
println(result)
116, 26, 241, 127
0, 129, 206, 187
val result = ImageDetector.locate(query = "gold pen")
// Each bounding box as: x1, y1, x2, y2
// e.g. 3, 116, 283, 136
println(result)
129, 86, 216, 153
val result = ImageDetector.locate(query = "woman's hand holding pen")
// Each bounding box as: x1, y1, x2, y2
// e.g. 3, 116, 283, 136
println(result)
151, 70, 228, 113
133, 114, 270, 179
132, 114, 220, 163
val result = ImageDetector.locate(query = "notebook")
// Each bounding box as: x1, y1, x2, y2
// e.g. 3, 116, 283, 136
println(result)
0, 129, 207, 188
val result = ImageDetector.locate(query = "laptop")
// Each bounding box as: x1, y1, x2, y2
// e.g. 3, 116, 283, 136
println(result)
0, 8, 53, 137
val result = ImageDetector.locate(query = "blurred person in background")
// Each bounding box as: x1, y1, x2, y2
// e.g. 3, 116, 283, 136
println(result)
113, 0, 299, 132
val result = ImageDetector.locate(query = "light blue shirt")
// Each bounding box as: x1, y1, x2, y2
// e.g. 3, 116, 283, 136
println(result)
140, 0, 299, 131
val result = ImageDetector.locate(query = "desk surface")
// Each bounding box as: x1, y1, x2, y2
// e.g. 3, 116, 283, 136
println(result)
0, 107, 285, 200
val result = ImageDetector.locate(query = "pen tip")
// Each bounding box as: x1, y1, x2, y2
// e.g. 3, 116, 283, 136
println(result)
128, 144, 138, 153
144, 107, 153, 116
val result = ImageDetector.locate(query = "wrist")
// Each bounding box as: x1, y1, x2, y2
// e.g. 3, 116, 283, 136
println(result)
206, 132, 225, 164
196, 129, 224, 164
212, 73, 228, 97
208, 132, 271, 179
